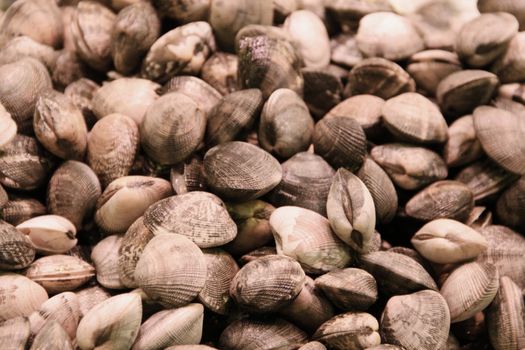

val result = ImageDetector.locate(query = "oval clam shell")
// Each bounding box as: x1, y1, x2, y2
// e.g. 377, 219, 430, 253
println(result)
16, 215, 77, 255
0, 273, 48, 321
0, 220, 35, 270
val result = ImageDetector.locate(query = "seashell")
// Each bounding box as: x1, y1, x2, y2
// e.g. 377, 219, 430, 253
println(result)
64, 78, 99, 129
51, 50, 89, 90
258, 89, 314, 159
0, 0, 62, 48
301, 67, 344, 120
25, 255, 95, 294
0, 36, 58, 72
315, 268, 378, 311
330, 33, 363, 69
134, 234, 207, 308
0, 58, 52, 133
312, 312, 381, 350
473, 106, 525, 175
443, 115, 483, 167
356, 12, 424, 61
411, 218, 488, 264
47, 161, 101, 229
441, 261, 499, 323
491, 32, 525, 83
269, 152, 334, 215
154, 0, 209, 23
405, 180, 475, 222
359, 251, 437, 295
478, 0, 525, 30
436, 69, 498, 118
201, 52, 238, 95
132, 303, 204, 350
380, 290, 450, 350
224, 200, 275, 256
91, 235, 124, 289
1, 198, 46, 226
496, 176, 525, 228
207, 89, 263, 146
204, 141, 282, 201
456, 13, 518, 67
0, 273, 48, 321
33, 90, 87, 160
16, 215, 77, 255
75, 285, 111, 318
76, 293, 142, 350
140, 92, 206, 165
371, 143, 448, 190
230, 254, 305, 313
92, 78, 160, 125
70, 1, 116, 71
28, 292, 80, 340
0, 220, 35, 270
406, 50, 462, 96
283, 10, 330, 68
170, 155, 207, 195
111, 1, 160, 75
0, 317, 30, 350
324, 0, 392, 29
239, 246, 278, 265
30, 320, 73, 350
142, 21, 216, 83
270, 206, 351, 274
347, 58, 415, 100
0, 104, 16, 150
382, 92, 448, 144
219, 317, 308, 350
409, 1, 458, 51
486, 276, 525, 350
162, 76, 221, 117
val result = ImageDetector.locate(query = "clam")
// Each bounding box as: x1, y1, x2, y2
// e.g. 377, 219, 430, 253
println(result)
91, 235, 124, 289
0, 219, 35, 270
312, 312, 381, 350
456, 13, 518, 67
207, 89, 263, 146
330, 33, 363, 69
473, 106, 525, 175
359, 251, 437, 295
405, 180, 474, 222
301, 67, 344, 120
28, 292, 80, 340
269, 152, 334, 215
201, 52, 239, 95
75, 285, 111, 318
411, 219, 488, 264
258, 89, 314, 159
64, 78, 99, 129
111, 1, 160, 74
380, 290, 450, 350
315, 268, 378, 311
16, 215, 77, 255
491, 32, 525, 83
496, 176, 525, 228
371, 143, 448, 190
47, 161, 101, 229
0, 104, 16, 150
142, 21, 216, 83
347, 58, 415, 100
1, 198, 46, 226
140, 92, 206, 165
134, 234, 207, 308
33, 90, 87, 160
443, 115, 483, 167
270, 206, 351, 274
154, 0, 209, 23
0, 273, 48, 321
486, 276, 525, 350
230, 254, 305, 313
327, 168, 376, 254
0, 58, 52, 132
30, 320, 73, 350
162, 76, 221, 117
76, 293, 142, 350
218, 318, 308, 350
0, 36, 58, 72
0, 317, 30, 350
132, 304, 204, 350
170, 155, 207, 195
203, 141, 282, 201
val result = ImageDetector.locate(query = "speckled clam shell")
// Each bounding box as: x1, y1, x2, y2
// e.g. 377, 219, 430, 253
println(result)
381, 290, 450, 350
1, 198, 46, 226
0, 273, 48, 321
30, 320, 73, 350
134, 234, 207, 308
16, 215, 77, 255
91, 235, 124, 289
201, 52, 239, 95
75, 285, 111, 318
162, 76, 221, 117
443, 115, 483, 167
0, 316, 30, 350
0, 220, 35, 270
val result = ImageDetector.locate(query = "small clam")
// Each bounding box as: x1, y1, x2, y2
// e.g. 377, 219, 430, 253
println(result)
0, 36, 58, 72
134, 234, 207, 308
142, 21, 216, 83
76, 293, 142, 350
132, 304, 204, 350
0, 317, 30, 350
409, 1, 457, 50
327, 168, 376, 254
491, 32, 525, 83
75, 285, 111, 318
201, 52, 239, 95
203, 141, 282, 201
411, 219, 488, 264
405, 181, 475, 222
91, 235, 124, 289
16, 215, 77, 255
496, 176, 525, 228
315, 268, 378, 311
170, 155, 207, 195
443, 115, 483, 167
30, 320, 73, 350
270, 206, 351, 274
162, 76, 221, 117
1, 198, 46, 226
0, 273, 48, 321
47, 161, 102, 229
258, 89, 314, 158
312, 312, 381, 350
301, 67, 344, 120
28, 292, 80, 340
381, 290, 450, 350
371, 143, 448, 190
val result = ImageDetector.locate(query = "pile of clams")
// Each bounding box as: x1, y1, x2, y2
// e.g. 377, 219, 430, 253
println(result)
0, 0, 525, 349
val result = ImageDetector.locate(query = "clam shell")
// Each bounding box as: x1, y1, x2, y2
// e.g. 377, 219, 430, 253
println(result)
51, 50, 88, 90
330, 33, 363, 68
91, 235, 124, 289
201, 52, 239, 95
443, 115, 483, 167
0, 273, 48, 321
30, 320, 72, 350
76, 293, 142, 350
301, 67, 344, 120
440, 261, 499, 323
134, 234, 207, 308
1, 198, 46, 226
0, 317, 30, 350
170, 155, 207, 195
28, 292, 80, 340
380, 290, 450, 350
64, 78, 99, 129
25, 255, 95, 294
75, 285, 111, 318
491, 32, 525, 83
0, 220, 35, 270
162, 76, 221, 116
496, 175, 525, 228
16, 215, 77, 255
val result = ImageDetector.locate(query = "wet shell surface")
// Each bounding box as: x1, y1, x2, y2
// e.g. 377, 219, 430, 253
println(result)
0, 220, 35, 270
16, 215, 77, 255
0, 273, 48, 321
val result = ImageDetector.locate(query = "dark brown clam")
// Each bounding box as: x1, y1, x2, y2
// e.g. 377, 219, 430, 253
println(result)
64, 78, 99, 130
301, 67, 343, 120
443, 115, 483, 168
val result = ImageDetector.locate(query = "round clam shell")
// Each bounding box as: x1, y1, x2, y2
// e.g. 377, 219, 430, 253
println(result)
16, 215, 77, 255
0, 273, 48, 321
443, 115, 483, 167
0, 220, 35, 270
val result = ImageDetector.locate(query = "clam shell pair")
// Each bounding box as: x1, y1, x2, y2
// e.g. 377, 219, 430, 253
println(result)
16, 215, 77, 255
